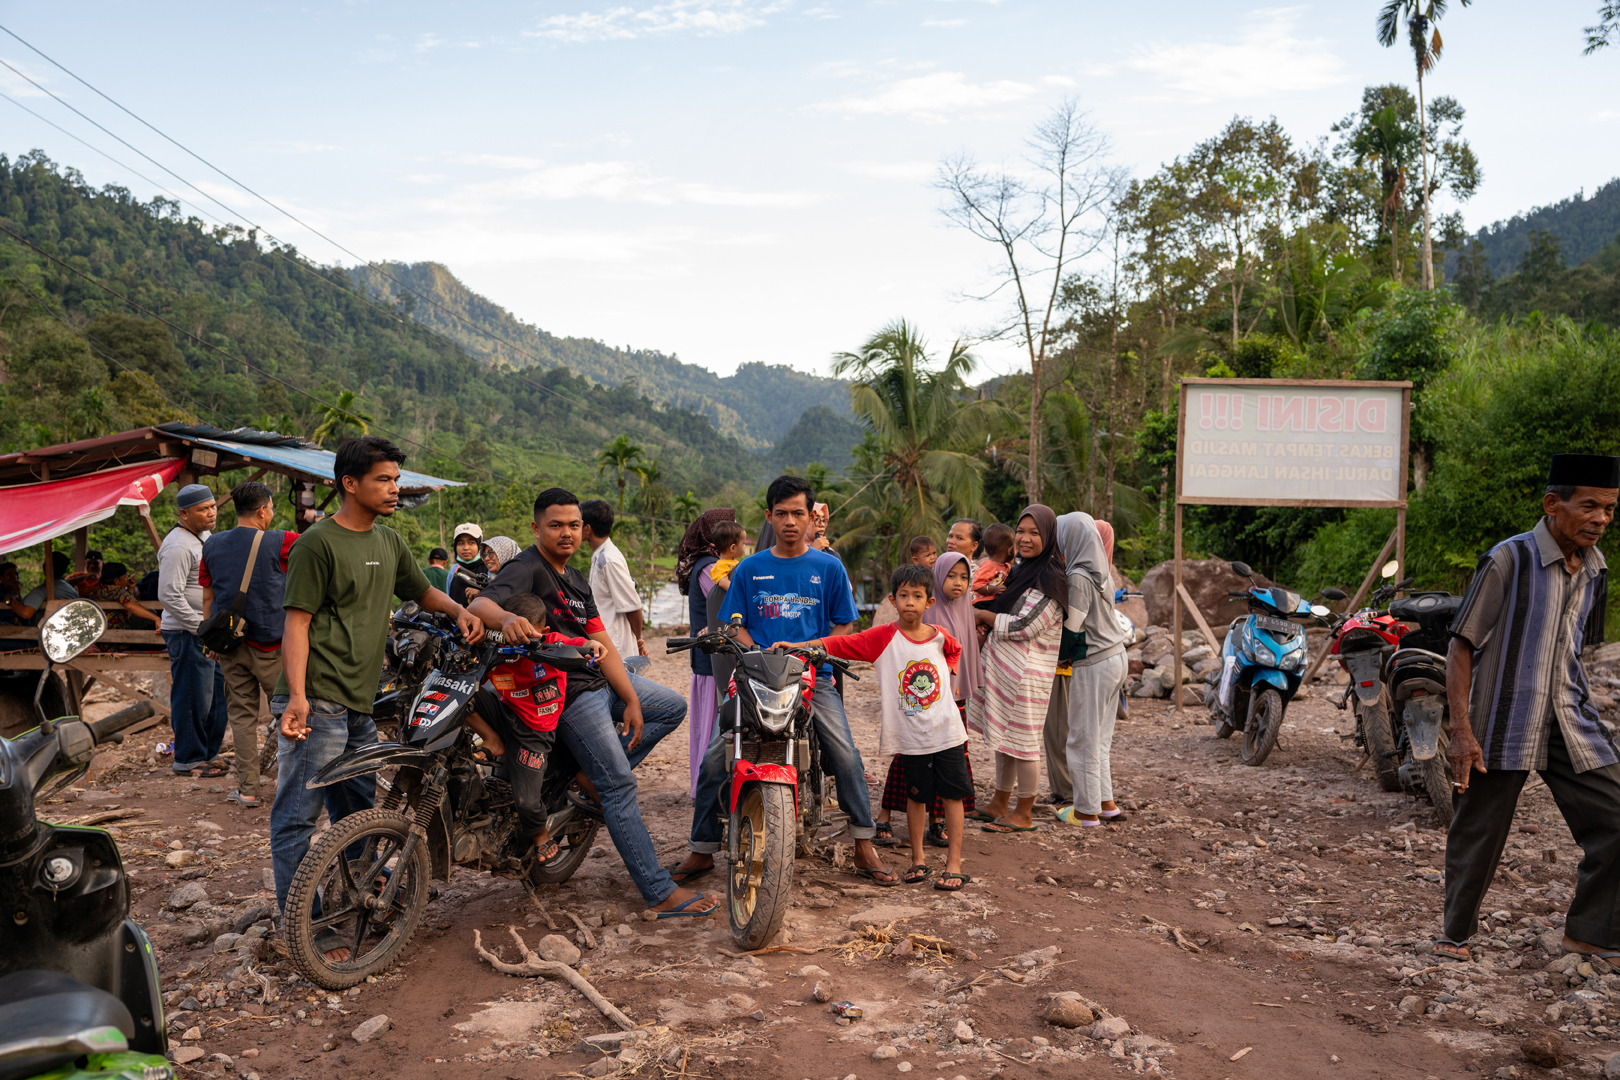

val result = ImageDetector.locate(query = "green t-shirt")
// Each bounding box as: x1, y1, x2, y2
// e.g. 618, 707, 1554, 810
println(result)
423, 565, 449, 592
275, 516, 430, 714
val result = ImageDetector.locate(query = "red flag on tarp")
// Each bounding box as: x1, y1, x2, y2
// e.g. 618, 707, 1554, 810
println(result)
0, 458, 186, 554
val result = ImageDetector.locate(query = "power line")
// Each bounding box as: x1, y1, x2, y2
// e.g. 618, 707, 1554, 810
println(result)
0, 223, 506, 483
0, 24, 715, 457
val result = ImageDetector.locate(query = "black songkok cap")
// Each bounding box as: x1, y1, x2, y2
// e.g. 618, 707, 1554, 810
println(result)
1548, 454, 1620, 489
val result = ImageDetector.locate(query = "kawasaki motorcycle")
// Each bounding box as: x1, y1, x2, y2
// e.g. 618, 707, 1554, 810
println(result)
283, 621, 601, 989
0, 600, 169, 1080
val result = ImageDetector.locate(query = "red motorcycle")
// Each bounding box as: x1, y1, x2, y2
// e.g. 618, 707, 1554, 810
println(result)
1328, 561, 1411, 792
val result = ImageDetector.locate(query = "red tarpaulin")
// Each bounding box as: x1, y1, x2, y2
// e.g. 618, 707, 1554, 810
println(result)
0, 458, 186, 554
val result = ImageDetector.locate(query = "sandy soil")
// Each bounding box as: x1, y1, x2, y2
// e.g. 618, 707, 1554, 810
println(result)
45, 633, 1618, 1080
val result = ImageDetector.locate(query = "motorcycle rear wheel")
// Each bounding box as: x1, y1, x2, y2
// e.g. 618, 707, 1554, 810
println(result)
529, 794, 601, 886
258, 723, 279, 781
1421, 724, 1455, 825
1359, 698, 1402, 792
728, 783, 795, 951
1240, 688, 1283, 766
285, 808, 431, 990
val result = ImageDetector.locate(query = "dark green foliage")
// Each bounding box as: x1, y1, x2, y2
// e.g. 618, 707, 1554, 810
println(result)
83, 312, 186, 383
1448, 178, 1620, 282
1357, 287, 1460, 390
1464, 231, 1620, 327
771, 404, 863, 472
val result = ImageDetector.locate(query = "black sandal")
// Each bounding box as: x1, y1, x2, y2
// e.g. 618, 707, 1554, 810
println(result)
873, 821, 897, 847
925, 822, 949, 848
902, 864, 932, 884
934, 871, 970, 892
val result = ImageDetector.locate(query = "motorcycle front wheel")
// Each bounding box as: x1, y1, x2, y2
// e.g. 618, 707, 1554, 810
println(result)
728, 782, 795, 951
1358, 698, 1402, 792
1240, 688, 1283, 766
284, 808, 431, 989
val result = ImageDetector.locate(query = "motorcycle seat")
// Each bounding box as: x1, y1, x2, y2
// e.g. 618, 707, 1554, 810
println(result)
0, 970, 134, 1080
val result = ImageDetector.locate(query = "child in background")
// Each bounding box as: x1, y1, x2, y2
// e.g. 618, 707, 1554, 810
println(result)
909, 536, 938, 570
777, 565, 971, 891
971, 523, 1015, 601
465, 592, 605, 865
708, 521, 747, 589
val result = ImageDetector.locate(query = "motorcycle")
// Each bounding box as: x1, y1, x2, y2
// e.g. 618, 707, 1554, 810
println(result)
283, 627, 602, 989
1206, 562, 1342, 766
1327, 560, 1413, 793
1384, 588, 1464, 823
665, 623, 855, 951
0, 600, 169, 1080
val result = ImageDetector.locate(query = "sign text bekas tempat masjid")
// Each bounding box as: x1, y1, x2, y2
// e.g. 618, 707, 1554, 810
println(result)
1180, 385, 1406, 504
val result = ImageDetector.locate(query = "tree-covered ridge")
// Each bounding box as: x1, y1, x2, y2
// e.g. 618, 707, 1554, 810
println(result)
1448, 177, 1620, 280
349, 261, 849, 450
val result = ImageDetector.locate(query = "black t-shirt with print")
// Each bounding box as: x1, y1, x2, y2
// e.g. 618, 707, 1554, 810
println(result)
480, 545, 608, 702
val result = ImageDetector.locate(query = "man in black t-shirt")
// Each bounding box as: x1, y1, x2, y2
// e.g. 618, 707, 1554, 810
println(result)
472, 488, 713, 918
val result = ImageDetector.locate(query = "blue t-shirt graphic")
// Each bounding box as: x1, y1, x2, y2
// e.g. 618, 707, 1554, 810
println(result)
719, 548, 858, 675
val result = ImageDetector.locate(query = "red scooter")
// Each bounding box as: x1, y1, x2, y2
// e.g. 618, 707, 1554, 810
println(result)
1328, 561, 1412, 792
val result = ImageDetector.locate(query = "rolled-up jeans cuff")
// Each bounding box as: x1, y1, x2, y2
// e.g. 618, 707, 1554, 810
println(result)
847, 826, 876, 841
689, 841, 721, 854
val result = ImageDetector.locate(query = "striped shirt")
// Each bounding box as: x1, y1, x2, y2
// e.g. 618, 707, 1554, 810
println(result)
967, 589, 1062, 761
1449, 518, 1616, 773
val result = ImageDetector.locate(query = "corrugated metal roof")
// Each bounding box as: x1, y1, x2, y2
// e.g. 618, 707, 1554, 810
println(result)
189, 437, 460, 493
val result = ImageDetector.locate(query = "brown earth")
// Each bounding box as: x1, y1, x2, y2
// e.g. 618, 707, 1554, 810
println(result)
48, 635, 1619, 1080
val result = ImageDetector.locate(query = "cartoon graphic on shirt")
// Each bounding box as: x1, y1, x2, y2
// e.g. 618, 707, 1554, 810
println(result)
899, 659, 942, 717
755, 592, 820, 621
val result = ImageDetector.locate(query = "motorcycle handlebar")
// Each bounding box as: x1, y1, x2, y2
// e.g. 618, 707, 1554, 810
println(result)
86, 702, 154, 745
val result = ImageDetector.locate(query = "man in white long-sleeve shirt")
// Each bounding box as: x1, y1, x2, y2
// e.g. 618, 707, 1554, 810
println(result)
160, 484, 228, 777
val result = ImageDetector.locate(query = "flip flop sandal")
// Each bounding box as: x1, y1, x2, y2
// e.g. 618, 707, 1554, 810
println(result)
653, 895, 717, 919
902, 864, 932, 884
980, 821, 1039, 833
226, 790, 261, 807
872, 821, 897, 847
853, 865, 901, 887
665, 863, 715, 886
1432, 938, 1470, 961
313, 929, 353, 960
933, 872, 971, 892
176, 763, 230, 778
966, 810, 997, 823
1054, 807, 1101, 827
1099, 809, 1127, 822
566, 790, 605, 821
534, 838, 562, 864
925, 823, 949, 848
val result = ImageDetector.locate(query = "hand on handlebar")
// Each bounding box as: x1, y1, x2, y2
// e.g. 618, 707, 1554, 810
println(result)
494, 613, 544, 645
772, 639, 820, 653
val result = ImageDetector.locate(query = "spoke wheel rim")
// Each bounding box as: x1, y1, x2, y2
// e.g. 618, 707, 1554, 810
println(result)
307, 831, 417, 975
730, 792, 765, 925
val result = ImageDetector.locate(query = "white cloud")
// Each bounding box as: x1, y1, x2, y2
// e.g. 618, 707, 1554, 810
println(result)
526, 0, 789, 43
0, 58, 51, 98
1125, 7, 1349, 102
923, 19, 967, 28
1041, 74, 1076, 87
839, 160, 937, 182
814, 71, 1035, 122
450, 159, 819, 208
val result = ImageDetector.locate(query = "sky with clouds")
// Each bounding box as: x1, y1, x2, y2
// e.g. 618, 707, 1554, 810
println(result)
1, 1, 1614, 381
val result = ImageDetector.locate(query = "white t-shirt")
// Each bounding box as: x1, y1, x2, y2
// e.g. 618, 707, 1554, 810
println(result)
588, 538, 642, 661
822, 624, 963, 757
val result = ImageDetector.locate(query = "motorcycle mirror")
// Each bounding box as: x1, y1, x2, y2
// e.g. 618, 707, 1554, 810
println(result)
1381, 560, 1399, 579
1310, 604, 1332, 618
1322, 587, 1348, 601
39, 600, 107, 664
1230, 561, 1254, 578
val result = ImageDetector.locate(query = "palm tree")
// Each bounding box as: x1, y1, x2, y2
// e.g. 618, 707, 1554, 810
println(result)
1377, 0, 1471, 290
311, 390, 374, 446
596, 434, 644, 512
831, 320, 1017, 568
1348, 104, 1422, 280
674, 490, 702, 524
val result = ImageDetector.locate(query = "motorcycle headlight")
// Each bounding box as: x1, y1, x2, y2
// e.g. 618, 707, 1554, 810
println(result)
1280, 649, 1304, 672
748, 680, 798, 736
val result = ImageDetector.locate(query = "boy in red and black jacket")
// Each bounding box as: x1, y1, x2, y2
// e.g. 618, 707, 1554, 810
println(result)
466, 593, 602, 863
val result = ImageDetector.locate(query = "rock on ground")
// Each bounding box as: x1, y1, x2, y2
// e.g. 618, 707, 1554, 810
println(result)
1091, 1016, 1130, 1041
351, 1015, 391, 1043
170, 1047, 205, 1065
846, 904, 927, 930
536, 934, 582, 965
1044, 998, 1095, 1028
167, 881, 209, 910
1521, 1033, 1563, 1068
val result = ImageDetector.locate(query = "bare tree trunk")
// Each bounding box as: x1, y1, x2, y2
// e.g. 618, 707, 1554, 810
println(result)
1417, 69, 1434, 290
1028, 358, 1042, 505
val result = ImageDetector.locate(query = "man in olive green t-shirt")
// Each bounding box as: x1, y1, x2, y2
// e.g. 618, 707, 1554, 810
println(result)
269, 437, 481, 961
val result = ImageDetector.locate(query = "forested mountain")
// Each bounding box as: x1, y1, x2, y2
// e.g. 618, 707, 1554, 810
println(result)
0, 151, 764, 529
348, 261, 848, 450
768, 404, 865, 473
1447, 178, 1620, 281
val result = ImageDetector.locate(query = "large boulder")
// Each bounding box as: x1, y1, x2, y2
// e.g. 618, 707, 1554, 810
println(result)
1140, 558, 1273, 641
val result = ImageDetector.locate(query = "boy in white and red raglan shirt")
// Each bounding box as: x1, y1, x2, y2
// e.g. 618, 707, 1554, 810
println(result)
467, 592, 603, 866
777, 564, 970, 891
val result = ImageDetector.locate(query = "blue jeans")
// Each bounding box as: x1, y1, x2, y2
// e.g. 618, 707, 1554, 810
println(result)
689, 688, 874, 853
555, 672, 686, 906
268, 696, 377, 915
165, 630, 228, 770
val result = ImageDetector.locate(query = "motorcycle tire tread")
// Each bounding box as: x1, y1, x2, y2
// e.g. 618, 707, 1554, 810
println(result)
284, 807, 430, 990
728, 783, 796, 952
1240, 688, 1283, 766
1421, 725, 1455, 826
1359, 699, 1403, 793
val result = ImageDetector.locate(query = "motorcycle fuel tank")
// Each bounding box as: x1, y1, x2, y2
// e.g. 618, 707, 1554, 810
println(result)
408, 670, 480, 750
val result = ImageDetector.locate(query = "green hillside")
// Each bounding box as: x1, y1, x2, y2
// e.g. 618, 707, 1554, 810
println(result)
1449, 177, 1620, 281
349, 261, 848, 450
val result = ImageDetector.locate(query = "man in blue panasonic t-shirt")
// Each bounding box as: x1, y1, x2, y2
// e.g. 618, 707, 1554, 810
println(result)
668, 475, 899, 887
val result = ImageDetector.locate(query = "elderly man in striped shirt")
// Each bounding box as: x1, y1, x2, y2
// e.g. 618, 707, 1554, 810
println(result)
1438, 453, 1620, 962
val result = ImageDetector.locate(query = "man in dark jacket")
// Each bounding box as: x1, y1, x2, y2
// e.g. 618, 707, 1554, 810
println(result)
201, 482, 298, 807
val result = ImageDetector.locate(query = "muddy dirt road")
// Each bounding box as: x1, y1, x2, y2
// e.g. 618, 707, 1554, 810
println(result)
47, 638, 1616, 1080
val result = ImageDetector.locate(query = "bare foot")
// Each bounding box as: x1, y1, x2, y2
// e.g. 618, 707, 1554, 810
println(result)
323, 947, 352, 962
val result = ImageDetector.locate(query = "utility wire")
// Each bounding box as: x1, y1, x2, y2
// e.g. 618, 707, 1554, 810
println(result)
0, 24, 713, 456
0, 223, 505, 483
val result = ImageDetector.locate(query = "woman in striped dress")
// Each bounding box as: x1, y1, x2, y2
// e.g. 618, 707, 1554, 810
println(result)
967, 504, 1066, 833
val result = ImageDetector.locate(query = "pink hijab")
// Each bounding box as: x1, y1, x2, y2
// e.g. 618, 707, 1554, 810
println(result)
924, 551, 983, 703
1095, 519, 1115, 566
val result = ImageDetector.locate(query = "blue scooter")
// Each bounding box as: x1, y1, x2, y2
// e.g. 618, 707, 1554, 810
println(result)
1205, 562, 1341, 766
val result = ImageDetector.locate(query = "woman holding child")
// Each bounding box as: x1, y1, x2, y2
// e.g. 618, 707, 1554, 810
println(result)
968, 505, 1066, 833
675, 509, 743, 797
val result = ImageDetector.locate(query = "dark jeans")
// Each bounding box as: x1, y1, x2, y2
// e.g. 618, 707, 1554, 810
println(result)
268, 696, 377, 915
165, 630, 228, 770
1445, 725, 1620, 949
473, 689, 556, 839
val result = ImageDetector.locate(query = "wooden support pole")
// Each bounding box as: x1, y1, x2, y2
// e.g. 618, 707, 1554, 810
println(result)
1395, 506, 1407, 586
1173, 503, 1183, 714
138, 505, 162, 551
1176, 583, 1220, 655
73, 527, 88, 574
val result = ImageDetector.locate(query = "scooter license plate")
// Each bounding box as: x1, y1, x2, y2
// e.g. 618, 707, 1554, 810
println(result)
1254, 614, 1298, 637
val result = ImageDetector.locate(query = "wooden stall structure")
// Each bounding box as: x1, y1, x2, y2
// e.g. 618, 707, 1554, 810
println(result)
0, 422, 463, 734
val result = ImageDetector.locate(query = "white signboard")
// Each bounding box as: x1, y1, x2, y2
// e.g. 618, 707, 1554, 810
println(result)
1177, 379, 1410, 507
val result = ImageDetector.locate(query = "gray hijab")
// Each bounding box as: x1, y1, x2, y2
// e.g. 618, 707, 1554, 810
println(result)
1054, 512, 1109, 591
